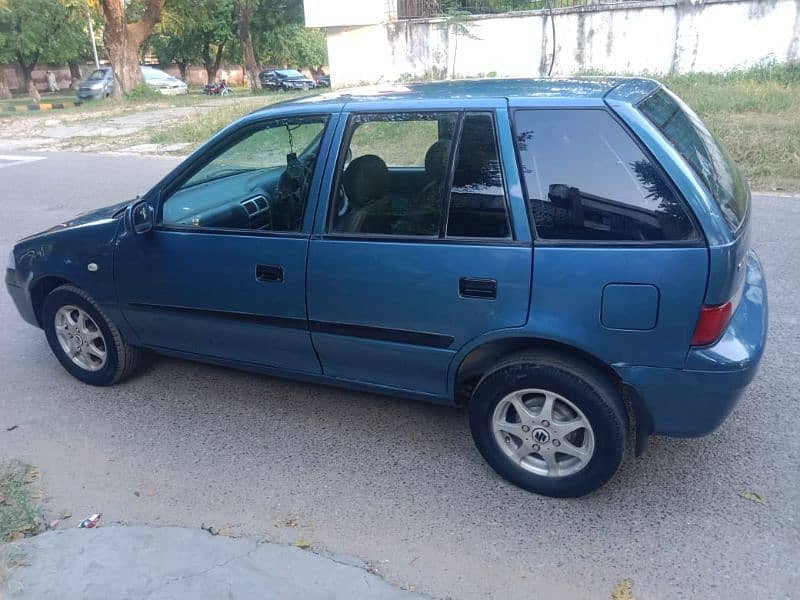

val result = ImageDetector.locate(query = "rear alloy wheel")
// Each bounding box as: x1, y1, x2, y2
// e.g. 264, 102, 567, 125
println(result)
469, 351, 627, 497
42, 284, 143, 386
491, 388, 595, 478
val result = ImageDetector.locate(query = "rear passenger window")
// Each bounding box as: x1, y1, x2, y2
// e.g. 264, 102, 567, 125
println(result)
329, 112, 458, 237
513, 109, 698, 242
447, 113, 510, 239
328, 112, 511, 240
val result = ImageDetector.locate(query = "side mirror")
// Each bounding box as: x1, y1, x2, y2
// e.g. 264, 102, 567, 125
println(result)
130, 200, 154, 234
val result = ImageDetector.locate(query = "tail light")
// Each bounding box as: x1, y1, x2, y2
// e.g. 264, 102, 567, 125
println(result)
691, 302, 733, 346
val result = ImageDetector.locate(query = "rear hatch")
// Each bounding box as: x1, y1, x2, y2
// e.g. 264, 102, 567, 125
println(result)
638, 87, 751, 315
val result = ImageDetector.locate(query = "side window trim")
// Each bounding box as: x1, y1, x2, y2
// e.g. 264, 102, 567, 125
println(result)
155, 113, 331, 235
438, 111, 464, 238
444, 110, 514, 241
509, 106, 704, 247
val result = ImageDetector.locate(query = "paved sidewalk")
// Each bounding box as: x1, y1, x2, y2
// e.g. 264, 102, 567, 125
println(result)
1, 526, 426, 599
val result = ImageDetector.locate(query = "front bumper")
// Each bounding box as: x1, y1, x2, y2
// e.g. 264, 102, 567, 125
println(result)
5, 268, 38, 327
618, 250, 768, 437
156, 87, 188, 96
77, 88, 104, 100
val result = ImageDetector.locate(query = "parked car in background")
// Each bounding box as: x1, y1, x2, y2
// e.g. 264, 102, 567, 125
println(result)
6, 78, 767, 498
259, 68, 315, 91
77, 67, 114, 101
315, 74, 330, 88
141, 66, 188, 95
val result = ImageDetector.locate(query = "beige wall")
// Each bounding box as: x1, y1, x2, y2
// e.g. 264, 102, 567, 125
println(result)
323, 0, 800, 88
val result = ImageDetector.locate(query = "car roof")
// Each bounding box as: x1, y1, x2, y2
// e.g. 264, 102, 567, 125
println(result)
251, 77, 660, 115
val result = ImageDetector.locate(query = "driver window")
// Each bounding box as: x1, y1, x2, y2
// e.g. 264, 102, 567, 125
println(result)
161, 116, 328, 232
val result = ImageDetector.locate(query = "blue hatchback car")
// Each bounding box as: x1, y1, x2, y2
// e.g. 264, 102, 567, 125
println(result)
6, 79, 767, 497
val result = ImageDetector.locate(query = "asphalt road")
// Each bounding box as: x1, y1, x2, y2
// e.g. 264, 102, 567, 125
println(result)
1, 151, 798, 600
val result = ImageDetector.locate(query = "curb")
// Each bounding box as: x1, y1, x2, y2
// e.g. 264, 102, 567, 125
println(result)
4, 101, 81, 112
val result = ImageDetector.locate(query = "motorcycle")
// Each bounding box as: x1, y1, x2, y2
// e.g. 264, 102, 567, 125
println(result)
204, 80, 232, 96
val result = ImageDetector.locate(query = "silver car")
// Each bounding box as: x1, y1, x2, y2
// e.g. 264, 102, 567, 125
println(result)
141, 66, 188, 95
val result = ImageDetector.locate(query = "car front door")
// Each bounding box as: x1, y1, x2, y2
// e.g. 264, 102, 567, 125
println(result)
306, 107, 533, 398
114, 113, 335, 373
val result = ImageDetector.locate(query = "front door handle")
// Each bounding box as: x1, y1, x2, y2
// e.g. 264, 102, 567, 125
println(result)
256, 264, 283, 282
459, 277, 497, 299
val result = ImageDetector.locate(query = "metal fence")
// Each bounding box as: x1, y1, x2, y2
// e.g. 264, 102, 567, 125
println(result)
395, 0, 658, 19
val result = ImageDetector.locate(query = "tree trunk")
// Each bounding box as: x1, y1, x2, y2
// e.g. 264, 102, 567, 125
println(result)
27, 80, 41, 103
234, 1, 258, 93
16, 52, 38, 90
68, 60, 82, 90
202, 42, 224, 85
0, 73, 12, 100
101, 0, 166, 97
68, 60, 82, 81
177, 62, 188, 81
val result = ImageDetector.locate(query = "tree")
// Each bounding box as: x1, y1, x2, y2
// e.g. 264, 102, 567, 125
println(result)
100, 0, 165, 97
151, 0, 235, 84
256, 24, 326, 73
0, 0, 88, 89
233, 0, 257, 92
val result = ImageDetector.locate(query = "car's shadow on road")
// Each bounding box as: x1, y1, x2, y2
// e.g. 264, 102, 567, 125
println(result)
95, 350, 763, 513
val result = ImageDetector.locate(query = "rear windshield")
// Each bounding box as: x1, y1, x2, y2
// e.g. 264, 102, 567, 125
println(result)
638, 88, 748, 230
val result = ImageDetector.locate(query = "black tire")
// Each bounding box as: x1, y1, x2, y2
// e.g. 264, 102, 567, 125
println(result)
469, 350, 627, 497
42, 284, 142, 386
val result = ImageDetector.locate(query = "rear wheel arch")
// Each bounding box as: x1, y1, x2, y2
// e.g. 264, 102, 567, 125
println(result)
454, 336, 621, 401
455, 336, 652, 455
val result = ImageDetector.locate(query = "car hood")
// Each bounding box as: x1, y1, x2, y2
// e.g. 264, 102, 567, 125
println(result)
19, 199, 131, 242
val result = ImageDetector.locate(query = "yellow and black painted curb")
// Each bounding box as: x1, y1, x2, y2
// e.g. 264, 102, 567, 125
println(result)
4, 101, 81, 112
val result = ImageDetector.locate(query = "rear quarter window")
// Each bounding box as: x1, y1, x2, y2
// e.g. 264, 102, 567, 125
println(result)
638, 87, 748, 231
513, 109, 699, 243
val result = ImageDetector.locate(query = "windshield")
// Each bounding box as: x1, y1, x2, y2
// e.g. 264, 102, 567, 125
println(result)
276, 69, 304, 78
142, 68, 170, 81
638, 87, 748, 230
88, 69, 107, 81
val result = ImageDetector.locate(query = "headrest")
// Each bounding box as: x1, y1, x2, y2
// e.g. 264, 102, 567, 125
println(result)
343, 154, 388, 207
424, 139, 451, 180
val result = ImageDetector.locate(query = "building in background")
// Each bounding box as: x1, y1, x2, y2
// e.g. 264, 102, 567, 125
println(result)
304, 0, 800, 88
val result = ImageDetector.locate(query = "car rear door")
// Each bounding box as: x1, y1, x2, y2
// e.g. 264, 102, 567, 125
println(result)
306, 103, 533, 399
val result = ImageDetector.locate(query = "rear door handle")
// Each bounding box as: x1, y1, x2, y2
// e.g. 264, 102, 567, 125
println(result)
256, 264, 283, 282
459, 277, 497, 299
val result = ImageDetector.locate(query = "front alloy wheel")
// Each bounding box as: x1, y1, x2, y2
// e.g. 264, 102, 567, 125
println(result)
42, 284, 143, 386
53, 305, 108, 372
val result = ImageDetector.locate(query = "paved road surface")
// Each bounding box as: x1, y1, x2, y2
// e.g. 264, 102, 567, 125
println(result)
1, 152, 798, 599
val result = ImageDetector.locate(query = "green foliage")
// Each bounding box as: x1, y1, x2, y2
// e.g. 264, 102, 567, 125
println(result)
0, 0, 90, 71
149, 0, 326, 74
124, 82, 162, 101
152, 0, 235, 71
256, 24, 327, 69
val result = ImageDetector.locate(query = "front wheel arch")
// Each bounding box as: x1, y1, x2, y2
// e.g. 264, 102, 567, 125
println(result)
30, 275, 72, 327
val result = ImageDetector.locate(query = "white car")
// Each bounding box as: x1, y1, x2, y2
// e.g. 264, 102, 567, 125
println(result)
141, 66, 188, 96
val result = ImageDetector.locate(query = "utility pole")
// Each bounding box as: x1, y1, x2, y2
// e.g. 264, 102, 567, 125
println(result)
88, 13, 100, 69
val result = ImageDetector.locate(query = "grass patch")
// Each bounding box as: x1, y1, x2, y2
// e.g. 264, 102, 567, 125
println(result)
147, 90, 317, 147
0, 461, 45, 543
657, 64, 800, 192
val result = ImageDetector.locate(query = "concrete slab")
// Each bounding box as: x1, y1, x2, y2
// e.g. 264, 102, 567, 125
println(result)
2, 526, 426, 600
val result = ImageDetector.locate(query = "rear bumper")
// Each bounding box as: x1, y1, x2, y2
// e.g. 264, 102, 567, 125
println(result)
5, 268, 38, 327
618, 250, 767, 437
